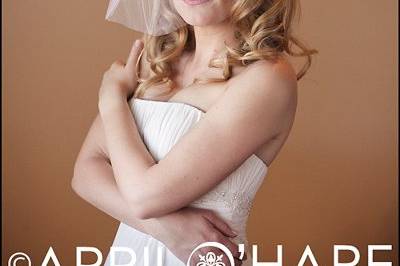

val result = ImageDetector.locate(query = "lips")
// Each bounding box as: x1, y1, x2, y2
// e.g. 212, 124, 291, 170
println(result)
183, 0, 211, 6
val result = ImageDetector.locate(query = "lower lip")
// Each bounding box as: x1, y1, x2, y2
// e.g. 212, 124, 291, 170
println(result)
183, 0, 210, 6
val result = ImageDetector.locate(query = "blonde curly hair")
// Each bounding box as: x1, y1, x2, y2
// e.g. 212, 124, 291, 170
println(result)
134, 0, 318, 98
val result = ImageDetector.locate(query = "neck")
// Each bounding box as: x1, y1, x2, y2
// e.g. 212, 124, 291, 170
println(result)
191, 19, 237, 66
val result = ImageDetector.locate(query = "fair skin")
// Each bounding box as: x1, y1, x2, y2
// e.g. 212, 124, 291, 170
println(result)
72, 0, 297, 264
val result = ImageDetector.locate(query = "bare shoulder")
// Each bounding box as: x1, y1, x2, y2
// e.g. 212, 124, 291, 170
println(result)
217, 56, 298, 138
232, 56, 297, 94
227, 56, 298, 112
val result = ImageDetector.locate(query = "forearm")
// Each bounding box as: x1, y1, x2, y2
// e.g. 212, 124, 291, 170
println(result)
72, 155, 162, 237
98, 98, 215, 219
99, 98, 156, 202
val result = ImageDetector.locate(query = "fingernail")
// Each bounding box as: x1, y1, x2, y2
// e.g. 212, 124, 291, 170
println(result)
231, 230, 238, 236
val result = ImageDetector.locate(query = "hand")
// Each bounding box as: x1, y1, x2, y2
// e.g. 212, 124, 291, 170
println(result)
98, 39, 143, 110
151, 207, 247, 265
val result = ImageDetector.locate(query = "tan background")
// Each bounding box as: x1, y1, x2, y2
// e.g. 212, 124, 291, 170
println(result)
2, 0, 398, 265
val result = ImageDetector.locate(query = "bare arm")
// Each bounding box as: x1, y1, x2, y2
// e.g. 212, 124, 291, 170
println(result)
72, 114, 158, 234
72, 114, 244, 264
99, 53, 298, 219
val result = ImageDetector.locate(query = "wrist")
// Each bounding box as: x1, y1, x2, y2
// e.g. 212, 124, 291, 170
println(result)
98, 92, 127, 115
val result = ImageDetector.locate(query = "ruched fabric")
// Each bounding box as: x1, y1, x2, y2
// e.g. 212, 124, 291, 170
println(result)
104, 98, 269, 266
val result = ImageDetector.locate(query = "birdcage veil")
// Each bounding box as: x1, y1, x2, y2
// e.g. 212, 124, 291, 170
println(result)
105, 0, 186, 36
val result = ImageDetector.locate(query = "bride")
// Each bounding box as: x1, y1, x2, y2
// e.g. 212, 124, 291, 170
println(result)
72, 0, 317, 265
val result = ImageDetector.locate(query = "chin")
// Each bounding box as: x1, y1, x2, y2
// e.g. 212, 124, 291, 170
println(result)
173, 0, 233, 26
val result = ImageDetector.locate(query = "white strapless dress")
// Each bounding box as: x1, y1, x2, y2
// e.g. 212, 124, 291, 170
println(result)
104, 98, 269, 266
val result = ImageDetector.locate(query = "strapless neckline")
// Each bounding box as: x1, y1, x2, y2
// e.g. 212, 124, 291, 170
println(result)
134, 97, 207, 113
132, 97, 269, 169
107, 97, 269, 266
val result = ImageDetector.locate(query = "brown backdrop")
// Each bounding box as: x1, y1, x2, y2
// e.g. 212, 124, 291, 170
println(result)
2, 0, 398, 265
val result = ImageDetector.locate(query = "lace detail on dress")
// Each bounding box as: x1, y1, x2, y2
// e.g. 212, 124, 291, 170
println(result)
193, 190, 254, 217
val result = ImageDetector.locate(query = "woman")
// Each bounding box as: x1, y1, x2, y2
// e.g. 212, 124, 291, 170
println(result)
72, 0, 317, 265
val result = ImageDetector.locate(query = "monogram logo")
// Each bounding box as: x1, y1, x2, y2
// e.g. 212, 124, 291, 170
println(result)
197, 251, 226, 266
187, 242, 236, 266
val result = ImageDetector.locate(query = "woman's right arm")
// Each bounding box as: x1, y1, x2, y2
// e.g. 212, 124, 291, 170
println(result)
71, 113, 153, 232
71, 114, 244, 264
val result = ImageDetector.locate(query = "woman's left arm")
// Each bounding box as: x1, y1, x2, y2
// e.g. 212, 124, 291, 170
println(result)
100, 41, 298, 219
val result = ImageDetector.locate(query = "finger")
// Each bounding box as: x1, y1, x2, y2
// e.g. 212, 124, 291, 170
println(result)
220, 238, 240, 258
235, 258, 243, 266
202, 210, 237, 237
125, 39, 144, 72
217, 250, 242, 266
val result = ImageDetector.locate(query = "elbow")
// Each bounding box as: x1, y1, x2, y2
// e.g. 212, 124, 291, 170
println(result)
71, 174, 81, 196
116, 179, 163, 219
71, 160, 86, 197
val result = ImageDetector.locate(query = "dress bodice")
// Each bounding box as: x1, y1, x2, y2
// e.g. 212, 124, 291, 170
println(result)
130, 98, 268, 241
104, 97, 269, 266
